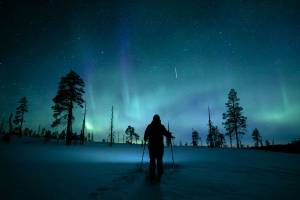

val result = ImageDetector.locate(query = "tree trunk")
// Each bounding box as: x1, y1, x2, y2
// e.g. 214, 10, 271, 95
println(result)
9, 113, 13, 134
66, 103, 73, 145
229, 135, 232, 148
20, 112, 24, 137
235, 125, 239, 148
232, 98, 239, 149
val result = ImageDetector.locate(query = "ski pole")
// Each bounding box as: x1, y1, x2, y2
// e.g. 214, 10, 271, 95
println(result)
140, 140, 146, 169
168, 121, 175, 166
170, 137, 175, 166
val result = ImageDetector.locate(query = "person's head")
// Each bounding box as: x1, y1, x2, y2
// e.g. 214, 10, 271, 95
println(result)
152, 114, 161, 124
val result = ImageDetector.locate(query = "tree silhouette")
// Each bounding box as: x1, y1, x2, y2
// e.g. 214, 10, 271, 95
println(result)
216, 132, 226, 148
51, 70, 85, 145
207, 107, 225, 148
223, 89, 247, 148
192, 129, 199, 147
109, 106, 114, 147
2, 113, 13, 143
206, 125, 225, 148
41, 128, 46, 137
80, 103, 86, 145
252, 128, 261, 147
125, 125, 138, 144
207, 107, 215, 147
13, 97, 28, 136
133, 132, 140, 144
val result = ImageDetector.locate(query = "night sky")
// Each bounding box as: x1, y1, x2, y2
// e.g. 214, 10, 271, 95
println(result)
1, 0, 300, 144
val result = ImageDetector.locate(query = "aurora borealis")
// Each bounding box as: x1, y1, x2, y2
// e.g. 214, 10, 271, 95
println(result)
0, 0, 299, 144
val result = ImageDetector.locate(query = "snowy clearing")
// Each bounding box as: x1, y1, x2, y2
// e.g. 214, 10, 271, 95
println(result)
1, 138, 300, 200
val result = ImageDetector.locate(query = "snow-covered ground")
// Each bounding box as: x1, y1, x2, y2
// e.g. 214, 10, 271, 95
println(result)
1, 138, 300, 200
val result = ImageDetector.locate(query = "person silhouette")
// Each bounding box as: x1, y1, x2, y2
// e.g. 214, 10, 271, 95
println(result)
144, 114, 173, 183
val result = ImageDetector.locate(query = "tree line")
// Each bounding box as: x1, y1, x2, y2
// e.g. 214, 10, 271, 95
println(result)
191, 89, 269, 149
1, 70, 269, 148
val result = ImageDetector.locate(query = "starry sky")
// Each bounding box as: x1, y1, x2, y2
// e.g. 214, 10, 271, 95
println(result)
1, 0, 300, 145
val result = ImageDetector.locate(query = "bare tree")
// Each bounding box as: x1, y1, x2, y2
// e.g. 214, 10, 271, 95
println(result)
109, 106, 114, 147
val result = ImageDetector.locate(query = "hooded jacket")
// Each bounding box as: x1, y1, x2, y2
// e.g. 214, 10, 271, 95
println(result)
144, 116, 172, 150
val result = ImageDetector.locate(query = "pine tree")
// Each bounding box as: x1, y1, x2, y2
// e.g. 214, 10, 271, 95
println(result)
206, 125, 225, 148
252, 128, 261, 147
207, 107, 224, 148
217, 131, 225, 148
125, 126, 135, 144
222, 89, 247, 148
51, 70, 85, 145
207, 107, 214, 147
13, 97, 28, 136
